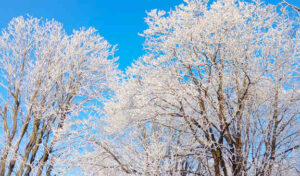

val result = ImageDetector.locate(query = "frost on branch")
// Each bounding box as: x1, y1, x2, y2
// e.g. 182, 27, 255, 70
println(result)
98, 0, 299, 176
0, 16, 118, 175
0, 0, 299, 175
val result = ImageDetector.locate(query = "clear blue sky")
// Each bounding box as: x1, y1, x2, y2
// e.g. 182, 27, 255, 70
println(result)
0, 0, 298, 69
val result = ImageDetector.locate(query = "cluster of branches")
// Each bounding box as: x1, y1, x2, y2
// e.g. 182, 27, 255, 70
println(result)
0, 17, 118, 175
0, 0, 299, 176
90, 0, 300, 176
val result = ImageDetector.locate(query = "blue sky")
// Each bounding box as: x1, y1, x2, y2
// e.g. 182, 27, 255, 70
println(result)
0, 0, 298, 69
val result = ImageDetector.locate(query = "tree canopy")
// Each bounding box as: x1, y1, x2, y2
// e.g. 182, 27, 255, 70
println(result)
0, 0, 299, 176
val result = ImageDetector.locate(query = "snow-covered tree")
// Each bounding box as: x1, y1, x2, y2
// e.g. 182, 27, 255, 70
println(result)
94, 0, 299, 175
0, 16, 118, 176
